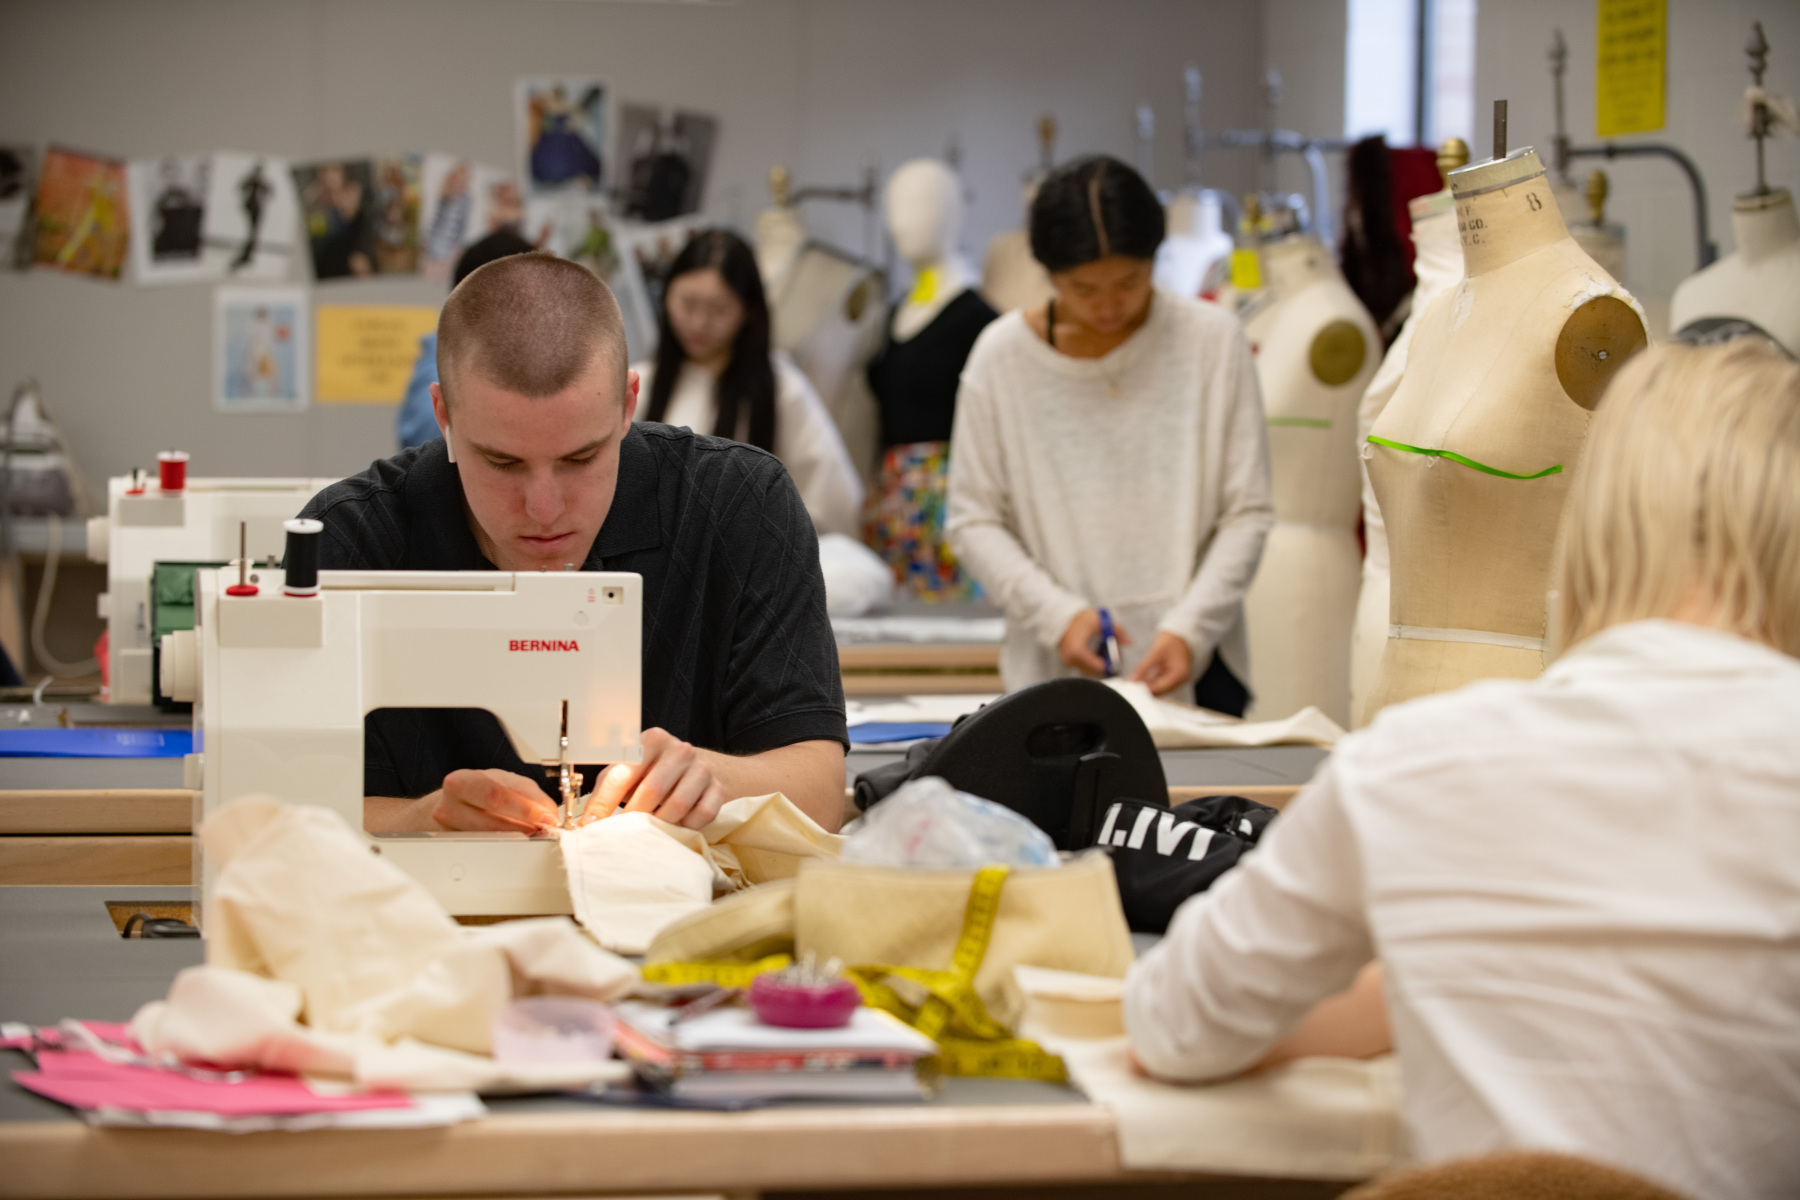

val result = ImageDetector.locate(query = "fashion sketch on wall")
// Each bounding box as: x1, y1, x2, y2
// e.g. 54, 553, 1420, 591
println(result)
126, 154, 211, 285
419, 154, 522, 282
617, 103, 716, 222
214, 285, 310, 414
516, 77, 608, 195
202, 153, 299, 282
32, 146, 129, 280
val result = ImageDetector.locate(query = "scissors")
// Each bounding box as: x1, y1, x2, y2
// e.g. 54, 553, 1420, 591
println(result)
1096, 608, 1122, 678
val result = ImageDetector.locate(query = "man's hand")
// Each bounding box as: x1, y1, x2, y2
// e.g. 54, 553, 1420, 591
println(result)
1059, 608, 1132, 677
584, 727, 726, 830
375, 768, 559, 834
1127, 631, 1194, 696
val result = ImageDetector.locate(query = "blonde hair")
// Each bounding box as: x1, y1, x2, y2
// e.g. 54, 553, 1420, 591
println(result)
1553, 338, 1800, 657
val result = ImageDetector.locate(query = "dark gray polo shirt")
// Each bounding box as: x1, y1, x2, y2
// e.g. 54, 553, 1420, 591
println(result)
298, 424, 847, 800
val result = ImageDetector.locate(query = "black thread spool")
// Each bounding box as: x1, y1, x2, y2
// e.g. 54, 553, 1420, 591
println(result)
282, 518, 324, 597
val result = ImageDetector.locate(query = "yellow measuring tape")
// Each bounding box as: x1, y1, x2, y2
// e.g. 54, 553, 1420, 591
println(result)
846, 865, 1068, 1084
644, 868, 1067, 1084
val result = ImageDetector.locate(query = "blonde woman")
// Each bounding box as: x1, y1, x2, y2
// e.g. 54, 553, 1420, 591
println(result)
1124, 340, 1800, 1200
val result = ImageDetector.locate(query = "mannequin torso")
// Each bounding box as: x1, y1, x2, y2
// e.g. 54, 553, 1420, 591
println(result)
1240, 234, 1378, 724
1367, 149, 1647, 716
1670, 188, 1800, 355
1349, 190, 1464, 726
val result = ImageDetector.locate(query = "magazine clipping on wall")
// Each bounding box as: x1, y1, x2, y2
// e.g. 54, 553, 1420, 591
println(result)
369, 154, 422, 275
32, 146, 130, 281
516, 77, 608, 197
419, 154, 522, 282
203, 152, 299, 282
126, 154, 212, 285
214, 284, 310, 414
627, 212, 709, 319
617, 104, 716, 224
0, 146, 36, 270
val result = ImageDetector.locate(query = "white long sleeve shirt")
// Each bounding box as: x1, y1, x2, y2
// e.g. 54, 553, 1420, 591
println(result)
1125, 620, 1800, 1200
945, 290, 1273, 689
634, 353, 865, 537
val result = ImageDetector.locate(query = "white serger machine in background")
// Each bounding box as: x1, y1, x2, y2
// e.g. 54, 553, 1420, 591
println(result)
160, 527, 643, 921
86, 460, 334, 705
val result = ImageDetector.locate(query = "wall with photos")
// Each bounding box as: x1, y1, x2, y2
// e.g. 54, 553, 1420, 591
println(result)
0, 0, 1264, 507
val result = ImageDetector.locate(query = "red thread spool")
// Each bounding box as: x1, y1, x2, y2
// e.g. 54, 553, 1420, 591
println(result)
157, 451, 189, 493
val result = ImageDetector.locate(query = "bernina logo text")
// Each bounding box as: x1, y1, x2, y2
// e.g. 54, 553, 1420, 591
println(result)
509, 639, 581, 652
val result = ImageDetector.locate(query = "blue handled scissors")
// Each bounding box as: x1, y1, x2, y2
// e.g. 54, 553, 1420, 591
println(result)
1097, 608, 1122, 678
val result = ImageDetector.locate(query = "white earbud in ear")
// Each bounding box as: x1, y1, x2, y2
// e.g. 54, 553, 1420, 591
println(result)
443, 425, 456, 463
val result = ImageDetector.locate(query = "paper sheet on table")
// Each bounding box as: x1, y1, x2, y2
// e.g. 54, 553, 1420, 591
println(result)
130, 797, 637, 1093
1104, 680, 1345, 748
845, 694, 999, 728
561, 792, 844, 956
1015, 967, 1407, 1179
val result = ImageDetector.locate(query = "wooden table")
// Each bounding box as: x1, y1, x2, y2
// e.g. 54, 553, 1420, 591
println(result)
838, 642, 1002, 696
0, 886, 1360, 1200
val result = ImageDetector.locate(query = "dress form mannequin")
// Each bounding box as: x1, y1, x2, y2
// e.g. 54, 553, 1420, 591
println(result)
982, 116, 1056, 313
1670, 188, 1800, 354
1671, 24, 1800, 355
885, 159, 979, 340
1366, 147, 1647, 717
1154, 190, 1234, 299
1348, 141, 1468, 726
754, 166, 806, 288
866, 159, 998, 599
1239, 234, 1379, 724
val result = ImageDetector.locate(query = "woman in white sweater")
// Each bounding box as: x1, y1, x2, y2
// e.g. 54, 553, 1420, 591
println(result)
634, 229, 863, 537
946, 156, 1273, 712
1125, 339, 1800, 1200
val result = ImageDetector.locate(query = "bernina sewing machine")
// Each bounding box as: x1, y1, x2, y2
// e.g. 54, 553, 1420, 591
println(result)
86, 455, 335, 705
160, 522, 642, 921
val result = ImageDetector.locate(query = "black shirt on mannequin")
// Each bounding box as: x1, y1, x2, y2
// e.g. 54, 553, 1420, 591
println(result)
865, 289, 999, 448
297, 424, 848, 801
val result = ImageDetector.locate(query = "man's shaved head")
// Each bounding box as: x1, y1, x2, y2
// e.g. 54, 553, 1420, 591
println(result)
437, 251, 628, 407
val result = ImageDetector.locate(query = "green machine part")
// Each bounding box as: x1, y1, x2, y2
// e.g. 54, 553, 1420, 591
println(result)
149, 561, 224, 709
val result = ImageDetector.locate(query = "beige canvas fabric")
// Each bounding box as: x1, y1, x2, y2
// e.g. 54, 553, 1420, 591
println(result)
130, 798, 637, 1092
1241, 235, 1380, 725
1351, 194, 1464, 728
1105, 680, 1343, 748
561, 793, 845, 955
1014, 968, 1407, 1179
1366, 149, 1646, 716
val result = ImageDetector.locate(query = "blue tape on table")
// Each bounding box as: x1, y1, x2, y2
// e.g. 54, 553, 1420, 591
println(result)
0, 728, 194, 758
846, 722, 952, 745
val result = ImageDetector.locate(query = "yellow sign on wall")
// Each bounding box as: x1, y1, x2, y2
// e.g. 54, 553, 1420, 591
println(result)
315, 306, 439, 404
1596, 0, 1665, 138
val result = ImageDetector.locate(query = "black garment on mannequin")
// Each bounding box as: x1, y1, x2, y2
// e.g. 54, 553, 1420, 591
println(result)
866, 289, 999, 447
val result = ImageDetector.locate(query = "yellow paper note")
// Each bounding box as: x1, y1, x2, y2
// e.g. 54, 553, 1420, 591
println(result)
315, 306, 439, 404
1596, 0, 1665, 138
1229, 249, 1263, 291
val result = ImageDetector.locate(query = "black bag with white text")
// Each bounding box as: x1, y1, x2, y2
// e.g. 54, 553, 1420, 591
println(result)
1096, 794, 1279, 934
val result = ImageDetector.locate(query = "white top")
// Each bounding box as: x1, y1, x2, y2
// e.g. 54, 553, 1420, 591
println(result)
634, 353, 864, 538
1124, 620, 1800, 1200
945, 289, 1273, 689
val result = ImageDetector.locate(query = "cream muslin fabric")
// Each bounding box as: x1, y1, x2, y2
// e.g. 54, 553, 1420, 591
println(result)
1105, 680, 1343, 748
130, 797, 637, 1092
560, 792, 845, 956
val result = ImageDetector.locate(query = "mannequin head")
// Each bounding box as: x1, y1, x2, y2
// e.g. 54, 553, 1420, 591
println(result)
1554, 339, 1800, 657
1031, 155, 1164, 335
646, 229, 778, 451
884, 159, 963, 265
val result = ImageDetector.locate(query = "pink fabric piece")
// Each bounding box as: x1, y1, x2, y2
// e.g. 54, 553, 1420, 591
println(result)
13, 1052, 412, 1117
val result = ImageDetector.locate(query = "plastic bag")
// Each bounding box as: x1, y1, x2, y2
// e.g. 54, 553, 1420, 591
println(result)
818, 533, 894, 617
840, 776, 1058, 869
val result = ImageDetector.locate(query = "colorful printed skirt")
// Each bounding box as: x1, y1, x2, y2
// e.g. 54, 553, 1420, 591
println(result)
865, 440, 981, 602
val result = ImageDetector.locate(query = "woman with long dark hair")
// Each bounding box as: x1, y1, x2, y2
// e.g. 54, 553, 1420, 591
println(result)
635, 229, 862, 535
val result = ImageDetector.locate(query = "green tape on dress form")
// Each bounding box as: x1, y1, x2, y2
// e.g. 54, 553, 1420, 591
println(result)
1366, 435, 1563, 480
1267, 416, 1332, 429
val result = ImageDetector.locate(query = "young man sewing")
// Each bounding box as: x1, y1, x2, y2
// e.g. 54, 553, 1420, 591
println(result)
299, 252, 849, 835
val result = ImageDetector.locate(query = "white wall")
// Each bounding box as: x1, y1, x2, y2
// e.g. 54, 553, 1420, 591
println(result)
1477, 0, 1798, 332
0, 0, 1265, 507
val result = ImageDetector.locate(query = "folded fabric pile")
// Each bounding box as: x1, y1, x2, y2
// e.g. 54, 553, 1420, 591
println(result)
130, 797, 639, 1093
